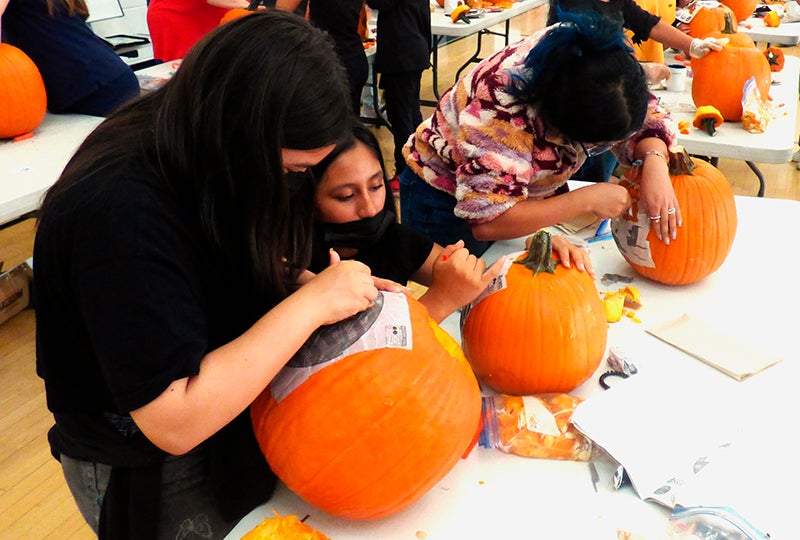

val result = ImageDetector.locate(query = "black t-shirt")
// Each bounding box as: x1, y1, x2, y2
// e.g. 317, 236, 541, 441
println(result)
547, 0, 660, 43
34, 159, 267, 416
309, 0, 365, 62
309, 221, 433, 284
366, 0, 431, 74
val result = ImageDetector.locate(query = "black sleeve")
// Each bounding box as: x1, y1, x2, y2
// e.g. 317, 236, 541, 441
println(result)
357, 222, 434, 284
618, 0, 661, 43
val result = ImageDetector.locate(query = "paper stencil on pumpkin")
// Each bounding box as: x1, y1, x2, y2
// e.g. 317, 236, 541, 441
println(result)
459, 252, 519, 333
270, 291, 413, 401
612, 215, 656, 268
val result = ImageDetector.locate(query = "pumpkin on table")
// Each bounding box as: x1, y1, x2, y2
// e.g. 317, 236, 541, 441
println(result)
763, 9, 781, 27
251, 292, 481, 521
0, 43, 47, 140
611, 147, 737, 286
720, 0, 758, 22
764, 46, 785, 72
691, 12, 771, 122
461, 230, 607, 396
687, 3, 736, 38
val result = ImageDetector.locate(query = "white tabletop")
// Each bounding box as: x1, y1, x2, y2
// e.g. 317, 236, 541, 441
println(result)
655, 55, 799, 164
0, 113, 103, 227
227, 191, 799, 539
430, 0, 546, 37
740, 16, 800, 45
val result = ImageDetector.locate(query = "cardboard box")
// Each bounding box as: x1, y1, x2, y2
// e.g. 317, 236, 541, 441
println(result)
0, 261, 33, 326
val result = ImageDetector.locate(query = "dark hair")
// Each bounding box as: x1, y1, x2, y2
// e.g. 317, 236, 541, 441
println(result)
310, 122, 397, 217
40, 11, 352, 303
508, 8, 648, 143
46, 0, 89, 18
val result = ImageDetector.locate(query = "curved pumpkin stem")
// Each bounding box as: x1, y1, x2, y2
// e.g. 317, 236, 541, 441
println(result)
668, 146, 697, 176
515, 230, 557, 276
720, 12, 737, 34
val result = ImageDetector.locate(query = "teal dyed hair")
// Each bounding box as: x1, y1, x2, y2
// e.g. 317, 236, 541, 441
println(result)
507, 8, 647, 143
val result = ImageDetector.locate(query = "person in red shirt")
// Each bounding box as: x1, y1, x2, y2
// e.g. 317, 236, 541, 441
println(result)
147, 0, 251, 61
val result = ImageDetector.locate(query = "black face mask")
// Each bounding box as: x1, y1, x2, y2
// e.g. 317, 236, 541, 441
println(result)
317, 208, 396, 250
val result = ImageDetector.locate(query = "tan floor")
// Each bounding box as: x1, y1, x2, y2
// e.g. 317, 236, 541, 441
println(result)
1, 5, 798, 538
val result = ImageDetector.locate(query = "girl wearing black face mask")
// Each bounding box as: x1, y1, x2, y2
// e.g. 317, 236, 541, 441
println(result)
307, 123, 504, 323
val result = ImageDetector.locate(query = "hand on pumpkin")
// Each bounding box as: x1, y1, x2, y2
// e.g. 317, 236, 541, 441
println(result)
421, 240, 506, 323
638, 162, 682, 245
525, 234, 594, 277
298, 257, 379, 326
689, 37, 729, 58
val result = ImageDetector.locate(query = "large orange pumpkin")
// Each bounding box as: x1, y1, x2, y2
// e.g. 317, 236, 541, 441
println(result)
691, 13, 771, 121
688, 3, 736, 38
461, 230, 607, 395
251, 292, 481, 521
0, 44, 47, 139
611, 147, 737, 285
720, 0, 758, 22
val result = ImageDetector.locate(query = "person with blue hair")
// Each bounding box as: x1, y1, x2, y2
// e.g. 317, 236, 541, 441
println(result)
547, 0, 727, 184
400, 9, 681, 257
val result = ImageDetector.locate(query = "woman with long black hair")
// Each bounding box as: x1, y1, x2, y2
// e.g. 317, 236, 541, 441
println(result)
33, 12, 381, 539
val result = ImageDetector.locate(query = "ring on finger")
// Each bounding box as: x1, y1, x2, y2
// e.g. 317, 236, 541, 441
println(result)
650, 215, 661, 221
667, 207, 677, 215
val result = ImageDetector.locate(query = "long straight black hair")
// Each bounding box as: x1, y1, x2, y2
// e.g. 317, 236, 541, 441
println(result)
39, 11, 353, 304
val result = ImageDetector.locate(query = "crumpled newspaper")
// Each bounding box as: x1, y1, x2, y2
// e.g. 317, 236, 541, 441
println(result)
784, 0, 800, 22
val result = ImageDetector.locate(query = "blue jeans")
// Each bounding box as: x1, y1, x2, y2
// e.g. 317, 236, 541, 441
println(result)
60, 415, 237, 539
399, 167, 492, 256
570, 151, 618, 183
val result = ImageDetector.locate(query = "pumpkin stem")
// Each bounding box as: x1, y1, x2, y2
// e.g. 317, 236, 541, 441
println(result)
668, 146, 697, 176
699, 117, 718, 136
515, 230, 557, 276
721, 12, 736, 34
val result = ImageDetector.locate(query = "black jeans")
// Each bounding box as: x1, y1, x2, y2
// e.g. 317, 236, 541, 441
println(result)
380, 70, 423, 175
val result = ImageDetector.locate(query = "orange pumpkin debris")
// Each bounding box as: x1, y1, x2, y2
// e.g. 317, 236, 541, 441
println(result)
242, 511, 330, 540
487, 394, 592, 461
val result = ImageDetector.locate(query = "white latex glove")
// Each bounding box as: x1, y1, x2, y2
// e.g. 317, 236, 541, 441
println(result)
689, 37, 729, 58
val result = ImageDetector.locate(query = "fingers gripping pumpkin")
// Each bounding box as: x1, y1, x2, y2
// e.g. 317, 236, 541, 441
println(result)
611, 147, 737, 285
251, 292, 481, 520
461, 231, 607, 395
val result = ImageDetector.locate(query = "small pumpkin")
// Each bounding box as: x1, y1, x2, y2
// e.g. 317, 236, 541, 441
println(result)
763, 9, 781, 27
461, 230, 607, 395
242, 511, 330, 540
251, 292, 481, 520
764, 46, 785, 72
693, 105, 724, 135
691, 12, 771, 122
0, 43, 47, 140
450, 3, 471, 23
219, 0, 263, 25
611, 147, 737, 286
